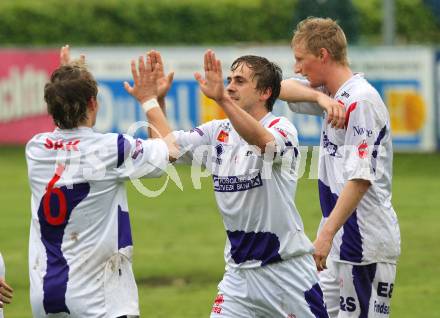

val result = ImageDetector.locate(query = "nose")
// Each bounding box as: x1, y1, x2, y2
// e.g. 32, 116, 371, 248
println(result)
226, 81, 235, 94
294, 62, 301, 75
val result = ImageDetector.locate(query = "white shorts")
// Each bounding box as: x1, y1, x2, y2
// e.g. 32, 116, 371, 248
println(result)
319, 260, 396, 318
210, 254, 329, 318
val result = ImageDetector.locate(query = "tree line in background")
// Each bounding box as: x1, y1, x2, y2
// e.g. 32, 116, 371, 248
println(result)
0, 0, 439, 46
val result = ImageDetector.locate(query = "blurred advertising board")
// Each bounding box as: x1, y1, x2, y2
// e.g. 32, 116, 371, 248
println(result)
81, 46, 435, 151
349, 47, 435, 151
0, 50, 58, 144
437, 50, 440, 150
0, 46, 436, 151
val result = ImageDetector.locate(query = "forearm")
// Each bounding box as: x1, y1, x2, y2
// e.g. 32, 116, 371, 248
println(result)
218, 96, 274, 151
144, 107, 172, 138
280, 79, 321, 102
158, 97, 167, 115
320, 179, 371, 240
144, 107, 178, 160
148, 97, 167, 137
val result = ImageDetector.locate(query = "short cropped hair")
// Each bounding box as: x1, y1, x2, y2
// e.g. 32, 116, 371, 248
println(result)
44, 62, 98, 129
292, 17, 349, 66
231, 55, 282, 111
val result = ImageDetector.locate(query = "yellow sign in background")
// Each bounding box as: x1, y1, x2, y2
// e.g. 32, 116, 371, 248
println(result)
387, 89, 426, 134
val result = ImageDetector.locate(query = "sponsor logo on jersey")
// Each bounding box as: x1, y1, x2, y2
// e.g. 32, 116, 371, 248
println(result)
353, 125, 373, 137
287, 314, 297, 318
275, 127, 287, 138
211, 294, 224, 314
44, 138, 80, 151
131, 139, 144, 159
374, 301, 391, 315
190, 127, 204, 136
213, 173, 263, 192
341, 91, 350, 98
217, 130, 229, 143
220, 122, 232, 132
215, 144, 224, 164
323, 132, 341, 157
358, 140, 368, 159
340, 296, 356, 312
377, 282, 394, 298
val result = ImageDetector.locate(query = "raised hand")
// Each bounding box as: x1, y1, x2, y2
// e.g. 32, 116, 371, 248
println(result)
59, 44, 85, 66
124, 52, 159, 104
149, 50, 174, 100
194, 50, 227, 104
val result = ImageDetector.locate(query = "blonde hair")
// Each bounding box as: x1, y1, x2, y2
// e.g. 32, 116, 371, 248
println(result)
292, 17, 349, 66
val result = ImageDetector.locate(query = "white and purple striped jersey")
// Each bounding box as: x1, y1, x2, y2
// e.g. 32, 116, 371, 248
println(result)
26, 127, 168, 318
288, 74, 401, 265
174, 112, 314, 269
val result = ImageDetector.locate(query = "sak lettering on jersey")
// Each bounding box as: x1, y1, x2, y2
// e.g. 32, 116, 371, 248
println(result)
44, 138, 80, 151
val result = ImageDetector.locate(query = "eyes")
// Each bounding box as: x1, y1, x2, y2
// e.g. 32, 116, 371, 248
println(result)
227, 77, 245, 85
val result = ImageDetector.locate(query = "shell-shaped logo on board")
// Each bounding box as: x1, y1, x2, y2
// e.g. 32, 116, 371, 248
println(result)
387, 89, 426, 133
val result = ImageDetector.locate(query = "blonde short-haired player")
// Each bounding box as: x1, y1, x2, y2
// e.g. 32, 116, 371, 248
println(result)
279, 17, 401, 318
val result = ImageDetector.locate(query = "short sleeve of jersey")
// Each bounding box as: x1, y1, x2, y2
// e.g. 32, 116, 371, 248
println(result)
265, 117, 299, 164
115, 134, 169, 180
172, 121, 216, 164
343, 100, 385, 182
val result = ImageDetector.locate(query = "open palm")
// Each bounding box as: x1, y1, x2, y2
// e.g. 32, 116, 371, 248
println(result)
194, 50, 226, 102
149, 50, 174, 99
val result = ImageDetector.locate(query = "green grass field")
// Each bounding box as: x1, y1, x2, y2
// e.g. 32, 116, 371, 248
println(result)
0, 146, 439, 317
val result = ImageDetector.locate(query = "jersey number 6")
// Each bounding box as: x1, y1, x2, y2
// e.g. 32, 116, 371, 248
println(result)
43, 165, 67, 226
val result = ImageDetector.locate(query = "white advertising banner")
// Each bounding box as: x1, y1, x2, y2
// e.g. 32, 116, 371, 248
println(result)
44, 46, 438, 151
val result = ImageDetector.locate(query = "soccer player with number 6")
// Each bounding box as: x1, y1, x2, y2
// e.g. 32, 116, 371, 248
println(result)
25, 46, 176, 317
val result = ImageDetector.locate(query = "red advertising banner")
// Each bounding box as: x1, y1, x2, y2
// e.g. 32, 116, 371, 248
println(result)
0, 50, 58, 144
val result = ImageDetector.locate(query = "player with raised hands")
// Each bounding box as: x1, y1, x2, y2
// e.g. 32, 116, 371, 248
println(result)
156, 49, 329, 317
26, 46, 175, 318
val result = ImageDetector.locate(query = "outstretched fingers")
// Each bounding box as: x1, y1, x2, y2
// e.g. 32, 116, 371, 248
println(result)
194, 72, 206, 86
130, 59, 139, 86
60, 45, 70, 66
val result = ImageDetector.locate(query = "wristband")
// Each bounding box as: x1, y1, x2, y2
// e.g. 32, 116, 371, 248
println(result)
141, 98, 160, 113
